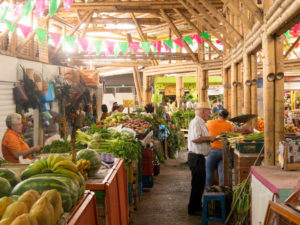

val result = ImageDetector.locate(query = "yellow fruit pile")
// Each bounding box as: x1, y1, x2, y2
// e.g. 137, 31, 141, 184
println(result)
0, 189, 62, 225
76, 159, 90, 181
285, 124, 298, 133
257, 117, 264, 131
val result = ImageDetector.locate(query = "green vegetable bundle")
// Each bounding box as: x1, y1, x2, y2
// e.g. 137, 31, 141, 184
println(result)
245, 131, 264, 141
42, 140, 71, 153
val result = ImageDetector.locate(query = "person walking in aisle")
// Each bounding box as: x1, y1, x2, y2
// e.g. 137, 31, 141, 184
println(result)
187, 102, 216, 216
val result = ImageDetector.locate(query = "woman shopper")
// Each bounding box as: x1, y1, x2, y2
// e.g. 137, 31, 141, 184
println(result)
205, 109, 232, 189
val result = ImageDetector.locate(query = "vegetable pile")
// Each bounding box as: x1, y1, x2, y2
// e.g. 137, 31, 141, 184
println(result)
103, 113, 127, 127
122, 118, 150, 134
76, 128, 141, 165
42, 140, 71, 154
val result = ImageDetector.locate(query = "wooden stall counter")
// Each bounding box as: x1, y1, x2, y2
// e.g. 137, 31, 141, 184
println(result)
251, 166, 300, 225
86, 158, 129, 225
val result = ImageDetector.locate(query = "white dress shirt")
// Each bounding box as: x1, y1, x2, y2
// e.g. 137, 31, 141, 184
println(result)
188, 116, 211, 156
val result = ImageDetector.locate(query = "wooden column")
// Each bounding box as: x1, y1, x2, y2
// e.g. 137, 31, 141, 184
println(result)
251, 54, 258, 128
237, 63, 244, 115
231, 63, 238, 118
197, 66, 205, 103
274, 35, 285, 165
243, 53, 251, 114
223, 67, 229, 110
176, 76, 184, 107
143, 75, 151, 106
228, 68, 232, 113
204, 70, 209, 101
262, 32, 275, 166
133, 67, 143, 106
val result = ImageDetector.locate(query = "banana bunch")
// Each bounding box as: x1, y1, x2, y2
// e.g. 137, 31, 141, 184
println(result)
76, 159, 90, 180
22, 155, 82, 185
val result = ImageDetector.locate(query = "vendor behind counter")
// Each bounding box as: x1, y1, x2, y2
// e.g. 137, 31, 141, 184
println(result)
1, 113, 41, 163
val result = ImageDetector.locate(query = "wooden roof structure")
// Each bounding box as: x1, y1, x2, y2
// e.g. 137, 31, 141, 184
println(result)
0, 0, 300, 166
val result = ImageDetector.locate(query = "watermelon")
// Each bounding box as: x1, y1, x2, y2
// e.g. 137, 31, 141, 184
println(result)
0, 177, 11, 197
33, 173, 80, 205
11, 177, 73, 212
0, 168, 20, 187
77, 149, 101, 176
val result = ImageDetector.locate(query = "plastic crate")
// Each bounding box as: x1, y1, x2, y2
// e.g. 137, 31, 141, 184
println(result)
142, 148, 154, 176
235, 140, 264, 153
142, 175, 154, 188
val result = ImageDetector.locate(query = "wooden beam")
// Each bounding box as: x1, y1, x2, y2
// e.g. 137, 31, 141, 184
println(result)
160, 9, 199, 63
52, 10, 93, 56
184, 0, 238, 46
250, 54, 258, 128
243, 53, 251, 114
192, 0, 243, 40
174, 8, 222, 56
80, 10, 93, 38
239, 0, 263, 23
91, 17, 161, 25
231, 63, 238, 117
220, 0, 253, 29
284, 35, 300, 58
275, 13, 300, 36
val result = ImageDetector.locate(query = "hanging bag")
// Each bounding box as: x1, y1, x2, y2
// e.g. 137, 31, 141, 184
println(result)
39, 83, 55, 102
13, 83, 29, 104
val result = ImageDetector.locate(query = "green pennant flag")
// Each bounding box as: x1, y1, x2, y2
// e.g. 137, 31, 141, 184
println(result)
163, 39, 173, 49
35, 29, 47, 43
64, 35, 76, 48
21, 0, 33, 18
114, 45, 120, 57
152, 45, 157, 53
285, 30, 290, 39
0, 6, 9, 23
200, 32, 210, 39
182, 36, 193, 45
4, 20, 16, 32
119, 42, 128, 54
49, 0, 58, 17
141, 41, 151, 56
94, 40, 103, 55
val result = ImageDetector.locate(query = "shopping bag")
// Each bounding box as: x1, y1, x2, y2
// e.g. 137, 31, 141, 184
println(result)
13, 83, 29, 104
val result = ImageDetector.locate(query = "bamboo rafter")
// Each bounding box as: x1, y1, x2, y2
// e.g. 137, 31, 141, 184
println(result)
284, 35, 300, 58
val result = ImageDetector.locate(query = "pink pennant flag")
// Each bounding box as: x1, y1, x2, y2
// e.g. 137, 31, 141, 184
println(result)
152, 40, 162, 53
192, 34, 202, 45
35, 0, 46, 18
106, 41, 115, 55
163, 42, 170, 51
63, 0, 74, 11
48, 32, 61, 48
78, 38, 89, 52
173, 38, 183, 48
216, 40, 223, 45
11, 3, 23, 23
130, 42, 140, 54
18, 24, 32, 38
293, 24, 300, 37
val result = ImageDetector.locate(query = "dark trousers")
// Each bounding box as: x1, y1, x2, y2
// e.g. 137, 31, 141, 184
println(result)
188, 152, 206, 214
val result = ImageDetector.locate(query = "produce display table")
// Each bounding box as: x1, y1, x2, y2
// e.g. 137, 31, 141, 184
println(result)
66, 190, 98, 225
251, 166, 300, 225
86, 158, 129, 225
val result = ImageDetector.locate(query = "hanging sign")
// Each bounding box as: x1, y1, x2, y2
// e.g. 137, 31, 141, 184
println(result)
151, 94, 163, 103
37, 18, 48, 63
123, 99, 134, 108
164, 86, 176, 96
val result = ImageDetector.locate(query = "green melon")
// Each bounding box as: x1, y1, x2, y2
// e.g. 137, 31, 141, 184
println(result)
76, 149, 101, 176
0, 177, 11, 198
0, 169, 20, 187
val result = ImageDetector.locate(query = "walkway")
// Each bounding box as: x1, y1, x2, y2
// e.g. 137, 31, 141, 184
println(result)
134, 151, 221, 225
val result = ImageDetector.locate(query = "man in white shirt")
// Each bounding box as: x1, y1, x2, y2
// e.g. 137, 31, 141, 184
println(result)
187, 102, 216, 216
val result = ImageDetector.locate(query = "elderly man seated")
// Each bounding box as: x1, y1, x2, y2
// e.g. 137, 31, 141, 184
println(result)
2, 113, 41, 163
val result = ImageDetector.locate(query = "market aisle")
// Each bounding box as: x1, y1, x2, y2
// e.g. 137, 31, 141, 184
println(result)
134, 151, 219, 225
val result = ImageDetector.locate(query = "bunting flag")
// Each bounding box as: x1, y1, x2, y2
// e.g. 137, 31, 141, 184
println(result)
35, 0, 46, 17
64, 35, 76, 48
18, 24, 32, 38
192, 34, 202, 44
105, 41, 115, 55
48, 32, 61, 47
0, 5, 9, 22
200, 32, 210, 39
182, 36, 193, 45
293, 24, 300, 37
49, 0, 58, 17
129, 42, 140, 54
36, 28, 47, 43
78, 37, 89, 52
63, 0, 73, 11
173, 38, 183, 48
141, 41, 151, 56
94, 40, 103, 55
114, 44, 120, 57
216, 40, 222, 45
284, 30, 290, 39
152, 40, 162, 53
21, 0, 33, 18
163, 39, 173, 50
87, 44, 94, 55
119, 42, 128, 54
4, 20, 16, 32
10, 3, 23, 23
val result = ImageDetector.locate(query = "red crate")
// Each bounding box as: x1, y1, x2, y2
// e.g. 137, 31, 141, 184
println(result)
142, 148, 154, 176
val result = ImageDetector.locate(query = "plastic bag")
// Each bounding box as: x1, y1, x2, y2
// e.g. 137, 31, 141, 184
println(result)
158, 125, 170, 141
39, 83, 55, 102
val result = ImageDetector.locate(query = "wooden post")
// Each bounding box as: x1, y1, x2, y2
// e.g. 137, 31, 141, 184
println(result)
243, 53, 251, 114
176, 76, 183, 107
237, 63, 244, 115
251, 54, 258, 128
133, 67, 143, 106
274, 35, 285, 165
228, 68, 232, 113
204, 70, 209, 102
231, 63, 238, 118
223, 67, 229, 110
262, 32, 275, 166
196, 66, 202, 103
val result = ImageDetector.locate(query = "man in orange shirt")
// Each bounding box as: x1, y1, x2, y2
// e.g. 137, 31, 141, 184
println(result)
206, 109, 233, 188
2, 113, 41, 163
